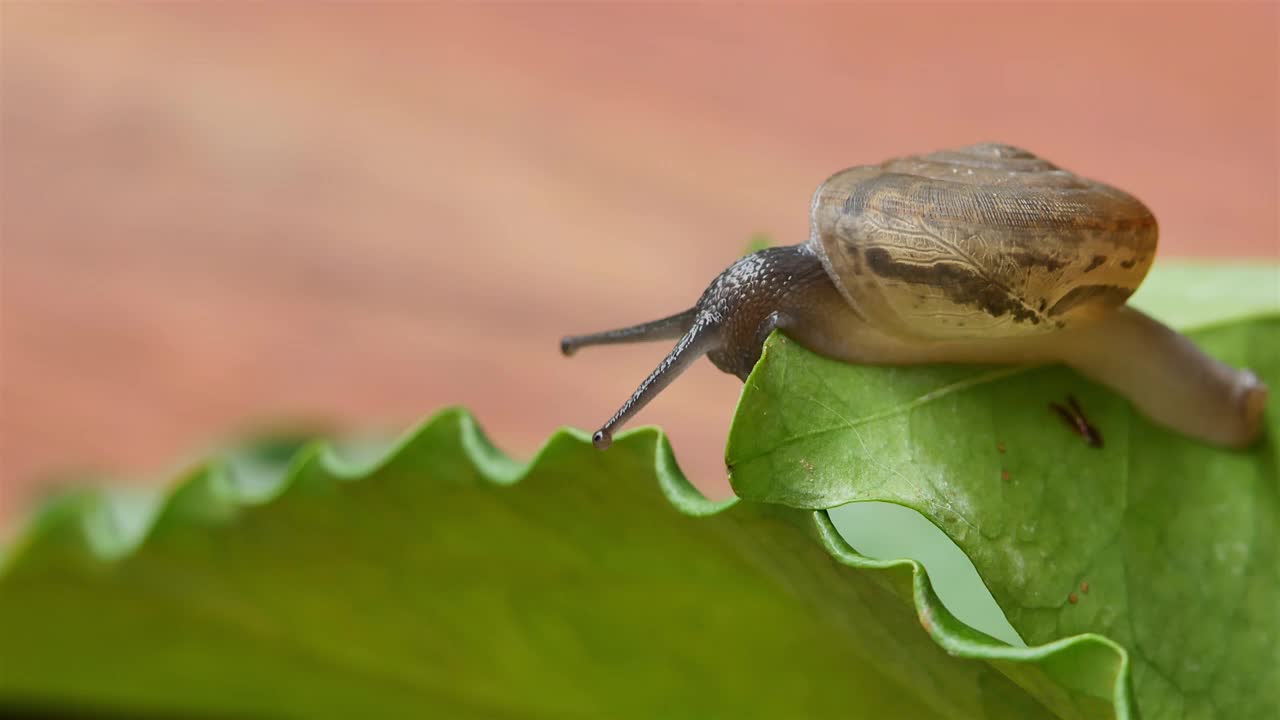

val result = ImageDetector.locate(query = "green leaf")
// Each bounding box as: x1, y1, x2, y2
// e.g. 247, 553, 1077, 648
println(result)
1126, 262, 1279, 329
1, 427, 1122, 718
727, 263, 1280, 719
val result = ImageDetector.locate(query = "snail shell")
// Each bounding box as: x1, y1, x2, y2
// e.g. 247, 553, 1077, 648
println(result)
808, 143, 1157, 340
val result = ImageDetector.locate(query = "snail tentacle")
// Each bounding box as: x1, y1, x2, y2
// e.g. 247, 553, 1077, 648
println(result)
590, 317, 720, 450
560, 308, 697, 356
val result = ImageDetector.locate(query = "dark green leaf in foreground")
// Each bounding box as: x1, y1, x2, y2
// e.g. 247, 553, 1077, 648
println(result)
728, 264, 1280, 719
6, 411, 1118, 720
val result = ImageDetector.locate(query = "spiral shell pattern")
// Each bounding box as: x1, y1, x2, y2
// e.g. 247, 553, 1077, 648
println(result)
808, 143, 1157, 339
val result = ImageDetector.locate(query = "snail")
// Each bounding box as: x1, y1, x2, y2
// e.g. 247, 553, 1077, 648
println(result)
561, 143, 1268, 450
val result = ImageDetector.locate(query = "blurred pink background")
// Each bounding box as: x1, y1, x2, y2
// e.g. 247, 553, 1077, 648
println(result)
2, 3, 1277, 524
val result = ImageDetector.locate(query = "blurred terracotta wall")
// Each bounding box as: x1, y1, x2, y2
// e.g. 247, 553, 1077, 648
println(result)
1, 2, 1277, 523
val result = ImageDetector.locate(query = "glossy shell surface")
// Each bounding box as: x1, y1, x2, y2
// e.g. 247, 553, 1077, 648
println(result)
808, 143, 1157, 339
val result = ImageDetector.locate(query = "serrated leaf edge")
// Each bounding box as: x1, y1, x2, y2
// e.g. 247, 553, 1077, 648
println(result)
1, 406, 1133, 719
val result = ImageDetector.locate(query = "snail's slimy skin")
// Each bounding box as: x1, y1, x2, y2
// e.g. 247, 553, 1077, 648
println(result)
561, 143, 1268, 450
1053, 309, 1267, 449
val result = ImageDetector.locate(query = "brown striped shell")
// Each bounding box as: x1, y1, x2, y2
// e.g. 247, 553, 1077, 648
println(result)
807, 143, 1157, 339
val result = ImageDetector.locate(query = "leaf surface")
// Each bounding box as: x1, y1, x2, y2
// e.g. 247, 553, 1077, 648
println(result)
4, 409, 1120, 719
727, 264, 1280, 719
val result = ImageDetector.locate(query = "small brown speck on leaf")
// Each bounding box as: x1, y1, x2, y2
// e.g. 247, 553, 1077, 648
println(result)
1051, 395, 1103, 448
997, 441, 1006, 454
1068, 592, 1079, 605
1000, 469, 1010, 481
1081, 581, 1090, 594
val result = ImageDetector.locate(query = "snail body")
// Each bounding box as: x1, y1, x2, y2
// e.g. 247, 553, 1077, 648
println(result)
562, 143, 1267, 450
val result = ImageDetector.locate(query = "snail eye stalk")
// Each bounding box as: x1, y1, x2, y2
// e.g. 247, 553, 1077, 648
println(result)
560, 308, 697, 356
586, 317, 719, 450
